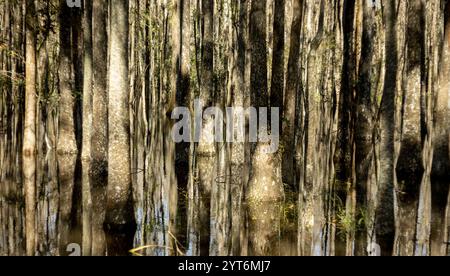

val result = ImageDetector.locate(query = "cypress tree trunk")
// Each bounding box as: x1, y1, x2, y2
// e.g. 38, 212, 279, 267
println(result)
376, 0, 397, 256
394, 0, 423, 256
57, 1, 79, 255
355, 0, 383, 256
81, 0, 93, 256
335, 0, 359, 256
106, 0, 134, 245
283, 0, 302, 192
230, 0, 249, 256
247, 0, 284, 256
195, 0, 215, 256
297, 0, 342, 256
415, 0, 440, 256
24, 0, 37, 256
175, 0, 191, 254
168, 0, 180, 255
90, 0, 108, 256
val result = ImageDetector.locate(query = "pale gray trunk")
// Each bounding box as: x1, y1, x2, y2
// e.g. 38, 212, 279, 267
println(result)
209, 0, 232, 256
167, 0, 180, 255
394, 0, 423, 256
354, 0, 384, 256
247, 0, 285, 256
24, 0, 37, 256
193, 0, 215, 256
414, 0, 440, 256
297, 0, 342, 256
81, 0, 93, 256
230, 0, 250, 256
90, 0, 108, 256
107, 0, 133, 226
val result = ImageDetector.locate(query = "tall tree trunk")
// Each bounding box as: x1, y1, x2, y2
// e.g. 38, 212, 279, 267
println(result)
168, 0, 180, 255
335, 0, 359, 256
175, 0, 191, 253
90, 0, 108, 256
71, 3, 84, 241
415, 0, 440, 256
394, 0, 423, 256
375, 0, 397, 256
247, 0, 284, 256
297, 0, 342, 256
130, 0, 151, 254
24, 0, 37, 256
355, 0, 383, 256
57, 1, 78, 255
283, 0, 302, 192
209, 0, 233, 256
230, 0, 249, 256
34, 0, 59, 256
106, 0, 135, 252
195, 0, 215, 256
81, 0, 93, 256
